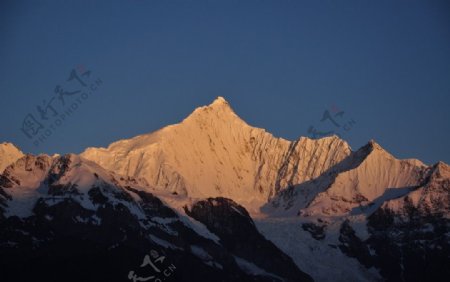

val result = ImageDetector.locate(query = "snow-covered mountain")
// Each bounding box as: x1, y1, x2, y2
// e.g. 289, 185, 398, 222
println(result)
81, 97, 351, 213
267, 140, 429, 217
0, 153, 312, 282
1, 97, 449, 281
0, 142, 24, 173
256, 137, 448, 282
377, 161, 450, 216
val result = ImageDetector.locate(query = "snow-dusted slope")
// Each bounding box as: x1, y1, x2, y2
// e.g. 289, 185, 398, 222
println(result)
81, 97, 351, 211
0, 142, 24, 173
255, 217, 381, 282
0, 153, 149, 218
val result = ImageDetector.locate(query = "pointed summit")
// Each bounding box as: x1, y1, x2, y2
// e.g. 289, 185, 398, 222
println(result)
432, 161, 450, 179
367, 139, 384, 150
211, 96, 228, 105
199, 96, 233, 111
356, 139, 390, 158
205, 96, 233, 112
182, 96, 241, 125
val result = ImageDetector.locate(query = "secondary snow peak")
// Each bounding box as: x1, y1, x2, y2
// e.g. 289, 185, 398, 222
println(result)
357, 139, 392, 160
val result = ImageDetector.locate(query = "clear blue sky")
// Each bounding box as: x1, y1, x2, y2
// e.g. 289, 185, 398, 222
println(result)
1, 0, 449, 164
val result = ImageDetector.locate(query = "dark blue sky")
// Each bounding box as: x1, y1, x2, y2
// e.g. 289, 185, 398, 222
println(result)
1, 0, 449, 164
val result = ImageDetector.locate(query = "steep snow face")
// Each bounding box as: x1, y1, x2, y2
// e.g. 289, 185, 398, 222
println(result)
268, 141, 428, 217
379, 162, 450, 217
0, 143, 24, 173
81, 97, 351, 211
303, 141, 426, 215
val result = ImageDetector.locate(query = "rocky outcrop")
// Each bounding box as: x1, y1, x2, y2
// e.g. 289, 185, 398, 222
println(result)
185, 197, 313, 282
338, 220, 373, 268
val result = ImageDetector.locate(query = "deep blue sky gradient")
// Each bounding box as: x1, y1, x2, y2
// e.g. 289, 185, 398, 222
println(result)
1, 0, 449, 164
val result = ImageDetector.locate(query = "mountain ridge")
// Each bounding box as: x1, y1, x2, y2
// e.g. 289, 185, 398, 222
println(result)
80, 97, 353, 213
1, 97, 449, 281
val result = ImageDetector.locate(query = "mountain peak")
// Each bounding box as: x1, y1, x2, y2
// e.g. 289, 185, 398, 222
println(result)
0, 142, 21, 151
0, 142, 25, 173
211, 96, 228, 105
361, 139, 390, 156
433, 161, 450, 178
183, 96, 241, 125
206, 96, 233, 112
196, 96, 231, 110
368, 139, 382, 149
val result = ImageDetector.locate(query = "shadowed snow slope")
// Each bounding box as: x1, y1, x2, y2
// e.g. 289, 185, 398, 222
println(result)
377, 161, 450, 216
266, 140, 429, 217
